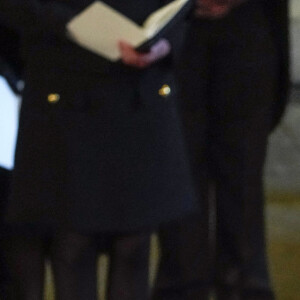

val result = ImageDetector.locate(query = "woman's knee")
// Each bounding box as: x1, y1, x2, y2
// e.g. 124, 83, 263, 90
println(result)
51, 231, 95, 266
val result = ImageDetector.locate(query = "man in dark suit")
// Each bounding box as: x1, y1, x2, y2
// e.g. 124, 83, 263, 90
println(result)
153, 0, 290, 299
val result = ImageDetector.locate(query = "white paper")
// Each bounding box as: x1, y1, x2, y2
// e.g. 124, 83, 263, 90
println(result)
143, 0, 188, 37
0, 76, 20, 170
66, 0, 189, 61
67, 1, 146, 61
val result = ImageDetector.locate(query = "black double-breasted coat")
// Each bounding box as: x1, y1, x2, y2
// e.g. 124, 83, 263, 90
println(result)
0, 0, 196, 232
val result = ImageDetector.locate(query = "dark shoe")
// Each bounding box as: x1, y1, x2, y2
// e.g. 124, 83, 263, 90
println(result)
215, 285, 240, 300
184, 287, 210, 300
242, 289, 275, 300
152, 287, 210, 300
152, 289, 184, 300
0, 282, 17, 300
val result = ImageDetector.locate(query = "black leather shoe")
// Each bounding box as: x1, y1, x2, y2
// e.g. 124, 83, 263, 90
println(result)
215, 285, 240, 300
152, 288, 211, 300
184, 286, 210, 300
242, 289, 275, 300
152, 289, 184, 300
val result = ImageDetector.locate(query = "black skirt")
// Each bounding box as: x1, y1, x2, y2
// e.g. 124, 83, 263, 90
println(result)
6, 67, 197, 233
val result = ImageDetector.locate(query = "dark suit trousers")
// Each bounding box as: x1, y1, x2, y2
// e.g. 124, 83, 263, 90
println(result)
153, 1, 279, 299
0, 167, 11, 299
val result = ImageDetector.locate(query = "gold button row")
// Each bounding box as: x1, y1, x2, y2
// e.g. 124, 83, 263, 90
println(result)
47, 85, 170, 104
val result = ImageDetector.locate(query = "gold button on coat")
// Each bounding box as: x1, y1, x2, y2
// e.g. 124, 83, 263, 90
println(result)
158, 84, 171, 98
47, 93, 60, 104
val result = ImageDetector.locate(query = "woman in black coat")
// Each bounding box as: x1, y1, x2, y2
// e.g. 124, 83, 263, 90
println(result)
0, 1, 196, 299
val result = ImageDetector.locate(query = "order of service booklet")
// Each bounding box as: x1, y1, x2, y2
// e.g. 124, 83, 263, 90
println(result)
66, 0, 191, 61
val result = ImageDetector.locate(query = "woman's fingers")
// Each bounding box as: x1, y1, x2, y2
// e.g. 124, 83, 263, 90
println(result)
119, 39, 171, 69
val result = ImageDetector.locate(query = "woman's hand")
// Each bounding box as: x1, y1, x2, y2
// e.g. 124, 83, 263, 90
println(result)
194, 0, 246, 19
119, 38, 171, 69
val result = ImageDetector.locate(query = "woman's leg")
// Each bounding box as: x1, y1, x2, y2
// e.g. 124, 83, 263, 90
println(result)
50, 231, 98, 300
4, 232, 47, 300
108, 232, 151, 300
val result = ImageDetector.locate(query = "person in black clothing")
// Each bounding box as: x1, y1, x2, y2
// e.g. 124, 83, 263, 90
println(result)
0, 23, 23, 95
0, 1, 195, 299
153, 0, 290, 299
0, 24, 23, 298
0, 167, 11, 300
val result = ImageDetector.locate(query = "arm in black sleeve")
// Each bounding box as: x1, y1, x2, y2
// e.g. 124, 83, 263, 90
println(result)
0, 56, 22, 95
0, 0, 76, 38
260, 0, 291, 131
161, 0, 194, 63
270, 0, 291, 131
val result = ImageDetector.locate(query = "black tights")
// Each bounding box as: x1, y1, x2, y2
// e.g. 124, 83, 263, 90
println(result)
107, 233, 150, 300
51, 231, 98, 300
5, 230, 150, 300
4, 233, 48, 300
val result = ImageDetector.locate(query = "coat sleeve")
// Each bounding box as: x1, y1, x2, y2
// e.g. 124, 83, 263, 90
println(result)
0, 0, 76, 38
260, 0, 291, 131
160, 0, 194, 62
0, 56, 22, 95
271, 0, 291, 131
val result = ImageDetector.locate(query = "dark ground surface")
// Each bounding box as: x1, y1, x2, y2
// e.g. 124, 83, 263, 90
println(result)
264, 87, 300, 300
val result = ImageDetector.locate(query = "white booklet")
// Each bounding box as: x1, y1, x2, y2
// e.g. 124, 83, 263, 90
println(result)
66, 0, 190, 61
0, 76, 20, 170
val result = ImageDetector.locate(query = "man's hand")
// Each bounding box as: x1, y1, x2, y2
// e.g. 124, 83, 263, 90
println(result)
195, 0, 246, 19
119, 38, 171, 69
